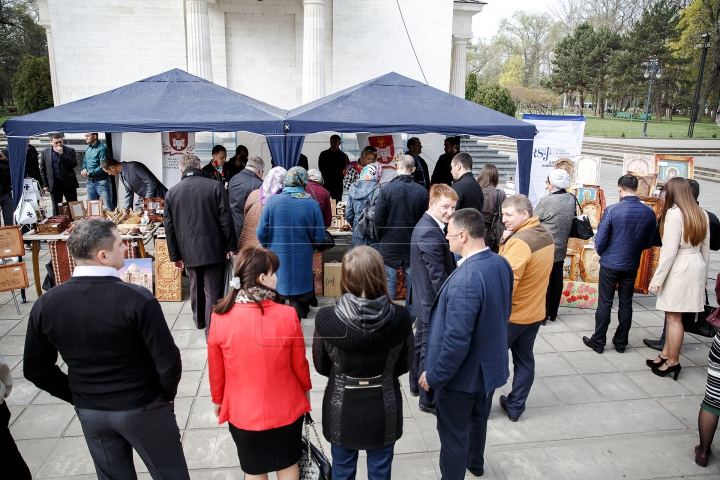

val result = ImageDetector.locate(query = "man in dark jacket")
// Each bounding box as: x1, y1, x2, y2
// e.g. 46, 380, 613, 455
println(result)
451, 152, 484, 212
374, 155, 429, 299
420, 208, 513, 479
102, 158, 167, 211
23, 220, 189, 479
165, 154, 236, 333
644, 178, 720, 351
431, 136, 460, 186
409, 184, 458, 414
0, 149, 13, 227
406, 137, 431, 190
39, 133, 79, 216
584, 175, 657, 354
202, 145, 239, 188
318, 134, 349, 201
228, 156, 265, 239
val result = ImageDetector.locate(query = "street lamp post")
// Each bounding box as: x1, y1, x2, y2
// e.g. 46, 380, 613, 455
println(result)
642, 60, 661, 138
688, 33, 712, 138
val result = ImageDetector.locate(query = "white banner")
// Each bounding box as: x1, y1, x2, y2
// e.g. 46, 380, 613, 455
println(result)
520, 115, 585, 204
161, 132, 195, 188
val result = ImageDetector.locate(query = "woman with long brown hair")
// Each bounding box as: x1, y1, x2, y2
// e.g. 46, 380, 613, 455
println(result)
312, 246, 413, 480
477, 164, 507, 252
208, 247, 311, 480
648, 177, 710, 381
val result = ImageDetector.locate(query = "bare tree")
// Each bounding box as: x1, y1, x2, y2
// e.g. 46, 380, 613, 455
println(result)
497, 11, 558, 87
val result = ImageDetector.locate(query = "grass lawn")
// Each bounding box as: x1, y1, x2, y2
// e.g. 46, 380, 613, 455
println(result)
0, 116, 11, 129
582, 115, 718, 138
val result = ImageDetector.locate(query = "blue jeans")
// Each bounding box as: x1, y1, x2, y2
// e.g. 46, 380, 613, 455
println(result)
86, 178, 114, 211
506, 321, 542, 418
331, 444, 394, 480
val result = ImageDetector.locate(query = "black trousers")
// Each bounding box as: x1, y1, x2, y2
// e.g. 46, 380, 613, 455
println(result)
50, 177, 78, 216
0, 402, 31, 480
545, 260, 564, 320
590, 266, 637, 348
75, 397, 190, 480
409, 315, 434, 407
186, 262, 225, 334
436, 386, 494, 480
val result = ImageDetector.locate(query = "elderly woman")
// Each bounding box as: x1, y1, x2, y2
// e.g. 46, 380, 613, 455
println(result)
306, 169, 333, 228
346, 163, 382, 248
237, 166, 286, 252
257, 167, 326, 320
533, 169, 576, 323
343, 146, 378, 191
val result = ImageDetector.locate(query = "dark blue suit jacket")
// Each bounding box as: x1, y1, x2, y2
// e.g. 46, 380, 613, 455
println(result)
425, 249, 513, 394
410, 212, 456, 324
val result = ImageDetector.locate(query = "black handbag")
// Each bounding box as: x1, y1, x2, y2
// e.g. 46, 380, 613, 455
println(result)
569, 195, 594, 240
682, 290, 717, 338
299, 413, 332, 480
308, 187, 335, 252
488, 189, 504, 249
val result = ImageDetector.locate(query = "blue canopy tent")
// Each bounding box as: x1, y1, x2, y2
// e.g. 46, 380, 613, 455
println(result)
2, 69, 289, 207
283, 72, 537, 195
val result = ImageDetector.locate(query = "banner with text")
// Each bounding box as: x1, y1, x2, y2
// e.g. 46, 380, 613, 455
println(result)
161, 132, 195, 188
520, 115, 585, 204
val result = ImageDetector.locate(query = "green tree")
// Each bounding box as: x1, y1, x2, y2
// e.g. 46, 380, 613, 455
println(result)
473, 83, 517, 117
0, 0, 47, 105
549, 23, 598, 114
11, 54, 52, 113
465, 72, 478, 101
499, 55, 525, 86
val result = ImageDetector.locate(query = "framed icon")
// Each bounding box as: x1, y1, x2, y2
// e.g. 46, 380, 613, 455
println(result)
580, 199, 603, 229
575, 187, 598, 203
563, 253, 579, 281
574, 155, 601, 186
580, 247, 601, 283
655, 155, 693, 184
87, 200, 104, 219
69, 201, 86, 220
628, 172, 658, 198
623, 154, 656, 175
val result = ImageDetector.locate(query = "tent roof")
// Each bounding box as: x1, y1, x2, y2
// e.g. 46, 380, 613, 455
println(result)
285, 72, 536, 139
2, 69, 286, 137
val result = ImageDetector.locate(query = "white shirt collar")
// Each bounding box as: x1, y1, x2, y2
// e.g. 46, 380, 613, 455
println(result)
457, 247, 489, 266
425, 211, 446, 230
73, 266, 120, 278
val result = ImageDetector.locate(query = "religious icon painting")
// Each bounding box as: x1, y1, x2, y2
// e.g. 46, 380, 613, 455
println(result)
580, 200, 602, 229
563, 253, 579, 281
655, 155, 693, 185
574, 155, 601, 186
623, 154, 656, 175
628, 172, 658, 198
575, 187, 598, 203
579, 247, 601, 283
554, 158, 574, 182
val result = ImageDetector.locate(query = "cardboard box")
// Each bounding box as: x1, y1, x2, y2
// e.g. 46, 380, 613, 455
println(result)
0, 263, 29, 292
324, 262, 342, 297
0, 226, 25, 258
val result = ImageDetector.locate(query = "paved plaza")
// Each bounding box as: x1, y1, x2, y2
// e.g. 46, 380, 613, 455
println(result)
2, 160, 720, 479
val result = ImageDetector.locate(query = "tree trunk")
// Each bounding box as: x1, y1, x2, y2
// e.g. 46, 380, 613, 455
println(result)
655, 89, 663, 123
599, 91, 605, 119
578, 91, 584, 115
710, 84, 720, 122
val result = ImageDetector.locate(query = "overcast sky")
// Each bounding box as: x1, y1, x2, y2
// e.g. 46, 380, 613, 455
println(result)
472, 0, 559, 40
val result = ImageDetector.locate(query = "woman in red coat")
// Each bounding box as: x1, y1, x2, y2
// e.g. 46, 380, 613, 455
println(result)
208, 247, 311, 480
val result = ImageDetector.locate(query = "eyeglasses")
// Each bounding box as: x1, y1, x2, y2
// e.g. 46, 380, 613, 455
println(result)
446, 231, 465, 237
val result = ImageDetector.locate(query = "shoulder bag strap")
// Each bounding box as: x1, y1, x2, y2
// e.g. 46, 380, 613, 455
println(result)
573, 195, 584, 215
494, 189, 502, 215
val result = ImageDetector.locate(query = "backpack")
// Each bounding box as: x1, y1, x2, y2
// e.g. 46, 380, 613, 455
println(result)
488, 189, 504, 249
356, 186, 381, 240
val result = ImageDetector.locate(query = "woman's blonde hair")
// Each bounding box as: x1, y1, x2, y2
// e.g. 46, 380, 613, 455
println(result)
340, 246, 394, 301
660, 177, 707, 247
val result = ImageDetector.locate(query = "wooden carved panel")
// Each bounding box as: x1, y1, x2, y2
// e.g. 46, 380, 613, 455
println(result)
155, 239, 182, 301
580, 247, 601, 283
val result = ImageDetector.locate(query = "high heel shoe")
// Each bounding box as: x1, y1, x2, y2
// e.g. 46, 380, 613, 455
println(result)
646, 355, 667, 368
695, 445, 710, 467
652, 362, 681, 380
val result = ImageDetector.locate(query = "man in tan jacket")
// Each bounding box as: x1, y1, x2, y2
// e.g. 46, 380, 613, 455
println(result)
498, 195, 554, 421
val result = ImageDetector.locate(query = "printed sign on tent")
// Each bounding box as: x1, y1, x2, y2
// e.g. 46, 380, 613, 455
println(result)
161, 132, 195, 188
357, 134, 403, 165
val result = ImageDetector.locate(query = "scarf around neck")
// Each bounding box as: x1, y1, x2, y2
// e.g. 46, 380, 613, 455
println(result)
235, 286, 277, 304
334, 293, 395, 332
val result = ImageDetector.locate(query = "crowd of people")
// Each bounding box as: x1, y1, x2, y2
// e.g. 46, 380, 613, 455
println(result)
1, 135, 720, 480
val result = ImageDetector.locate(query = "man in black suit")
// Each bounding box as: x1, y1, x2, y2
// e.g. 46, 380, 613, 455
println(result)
431, 136, 460, 187
165, 154, 236, 334
451, 152, 484, 212
39, 133, 78, 216
228, 156, 265, 239
102, 158, 167, 211
318, 134, 349, 201
408, 184, 458, 415
23, 220, 189, 479
406, 137, 431, 190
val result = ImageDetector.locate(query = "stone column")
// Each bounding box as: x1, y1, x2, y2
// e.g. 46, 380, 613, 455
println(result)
302, 0, 325, 103
450, 35, 470, 98
185, 0, 213, 81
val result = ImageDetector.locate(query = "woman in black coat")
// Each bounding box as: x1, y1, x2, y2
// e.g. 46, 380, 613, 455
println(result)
312, 246, 414, 480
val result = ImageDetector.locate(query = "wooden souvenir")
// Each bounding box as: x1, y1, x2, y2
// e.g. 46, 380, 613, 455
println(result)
154, 238, 182, 301
567, 238, 589, 254
0, 226, 25, 258
59, 202, 72, 218
623, 154, 656, 175
563, 253, 579, 281
574, 155, 601, 186
580, 200, 602, 229
313, 253, 323, 296
629, 172, 658, 198
324, 262, 342, 297
554, 158, 574, 181
143, 197, 165, 213
37, 215, 71, 234
69, 201, 86, 220
87, 200, 104, 219
0, 263, 29, 292
579, 247, 601, 283
48, 240, 75, 285
655, 155, 694, 184
633, 197, 663, 294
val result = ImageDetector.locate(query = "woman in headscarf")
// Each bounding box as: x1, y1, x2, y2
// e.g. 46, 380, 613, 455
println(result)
257, 167, 326, 320
306, 168, 333, 227
346, 163, 382, 248
237, 166, 286, 252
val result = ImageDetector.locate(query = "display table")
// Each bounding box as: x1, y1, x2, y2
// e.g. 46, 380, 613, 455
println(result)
24, 224, 159, 297
327, 229, 352, 247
